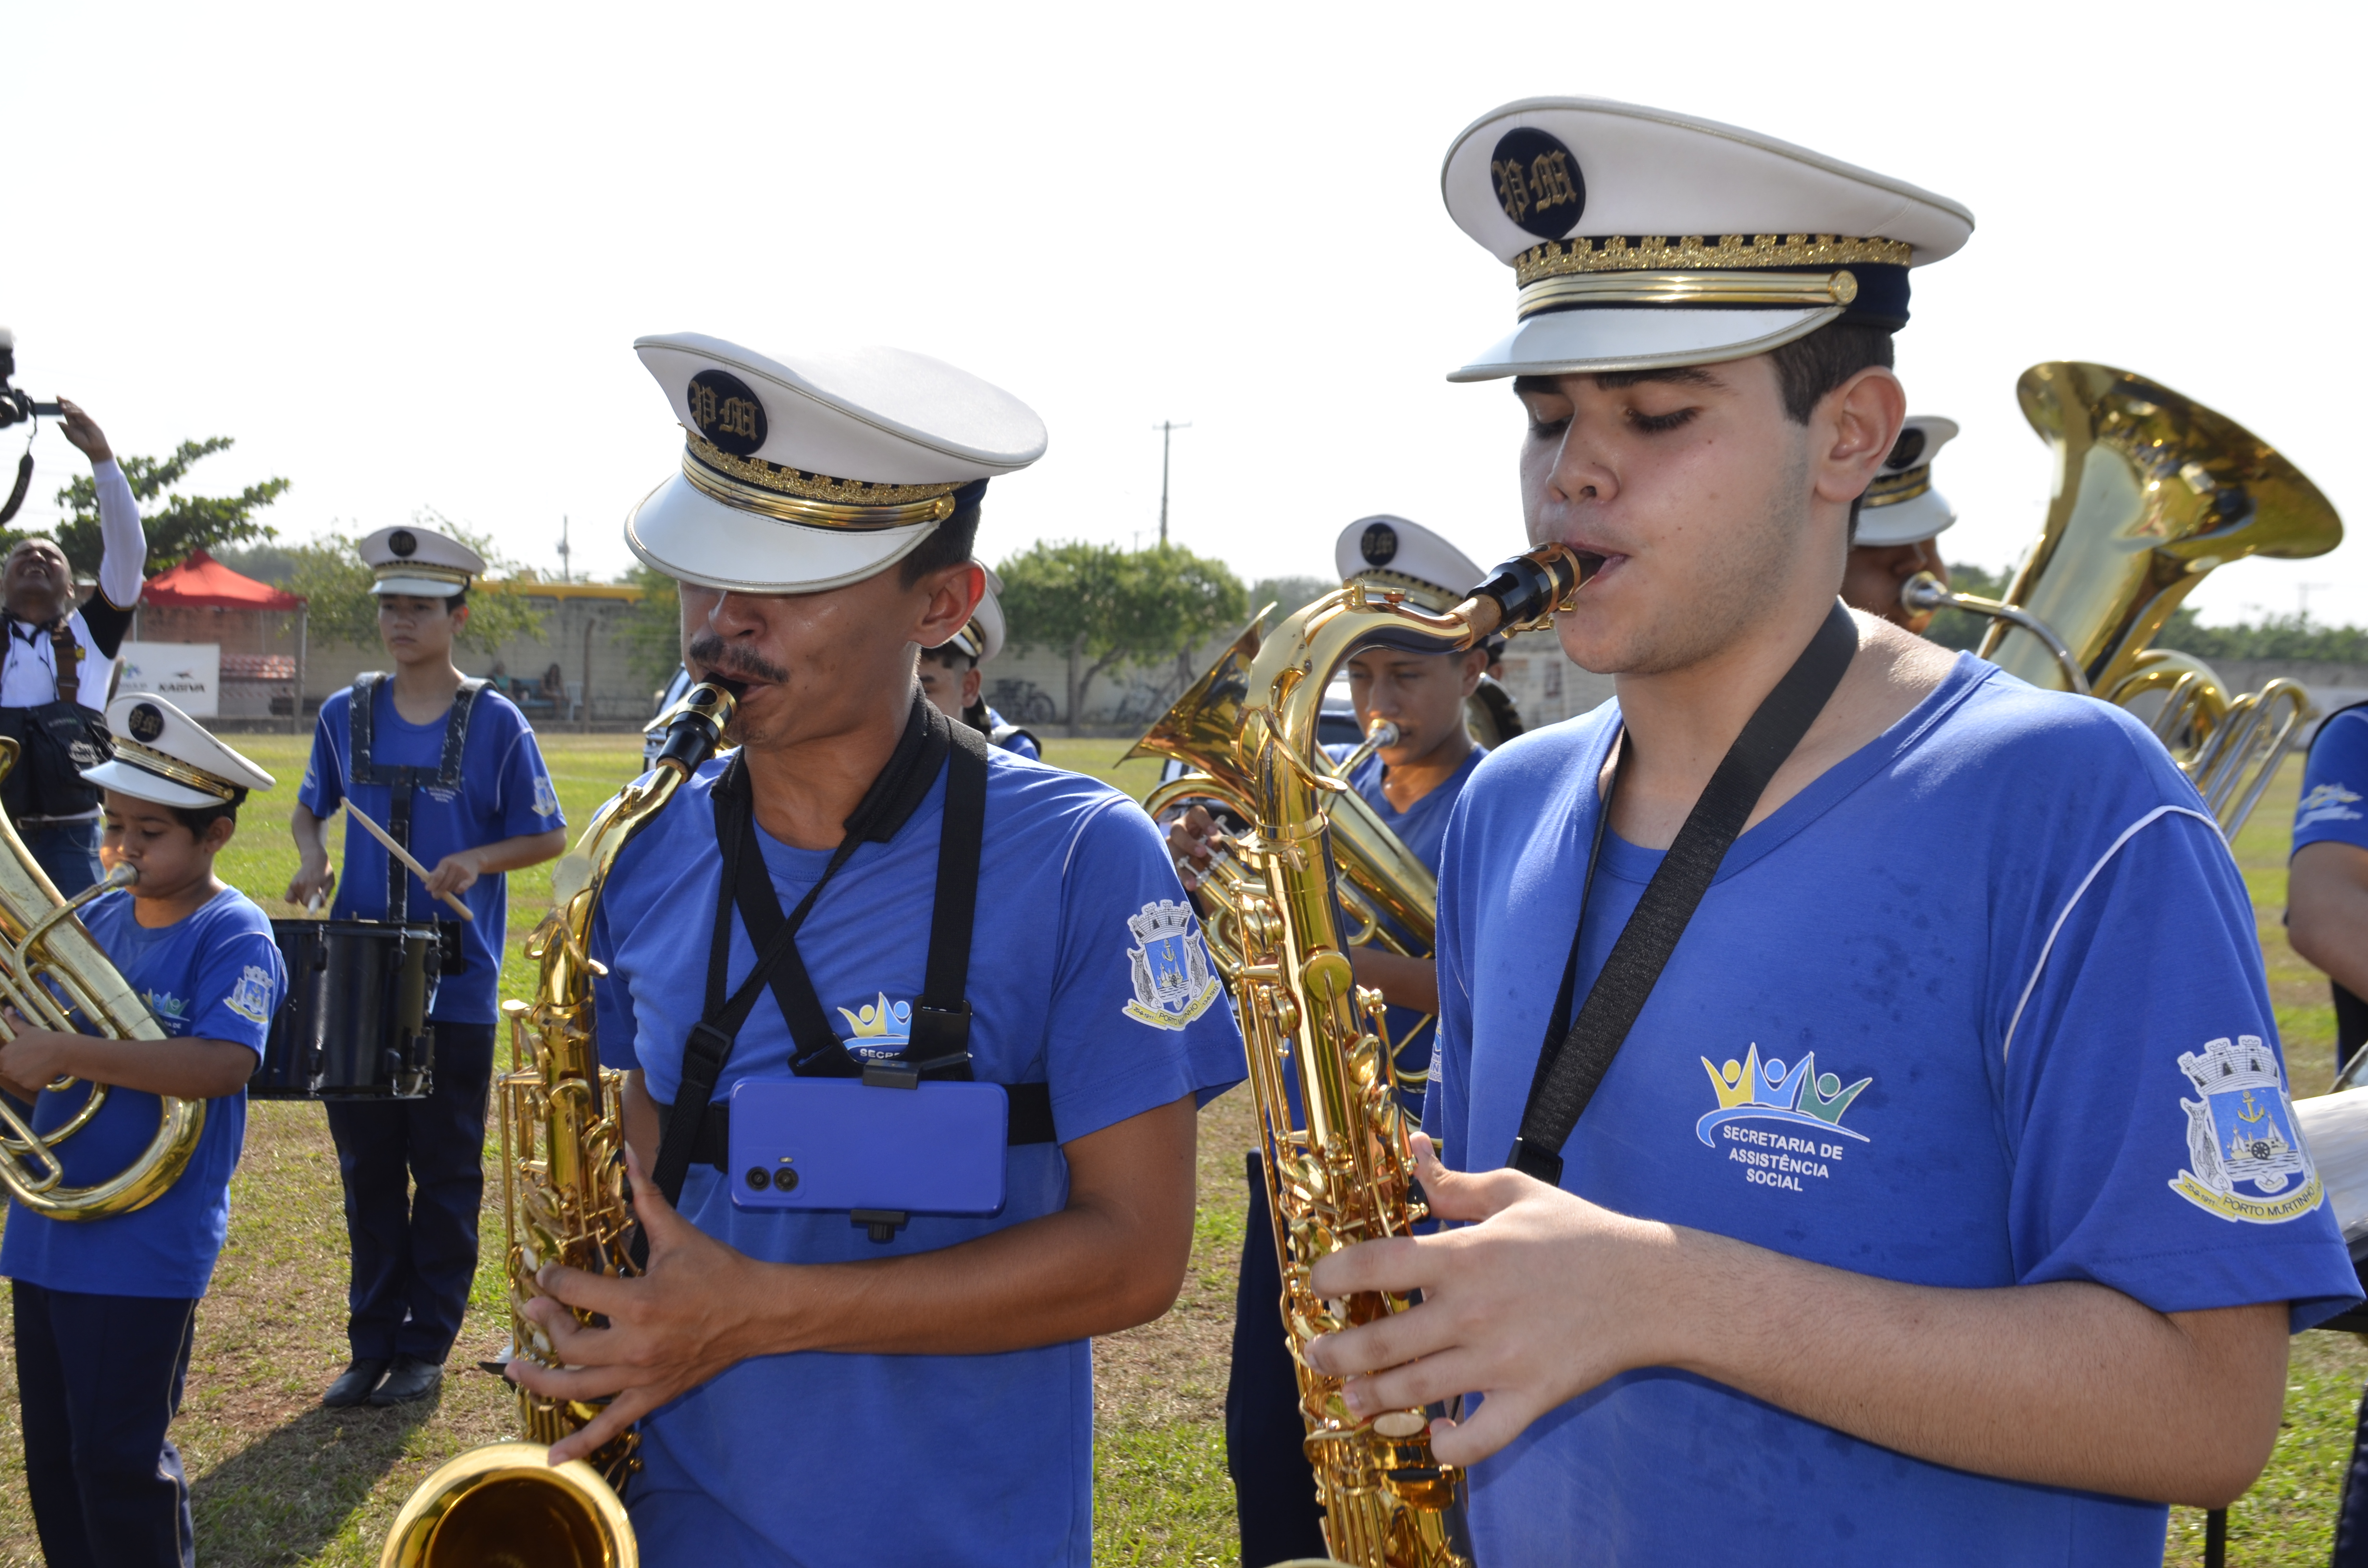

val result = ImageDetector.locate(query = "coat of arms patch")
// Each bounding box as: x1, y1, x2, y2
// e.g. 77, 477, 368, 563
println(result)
2170, 1034, 2323, 1224
1123, 899, 1220, 1031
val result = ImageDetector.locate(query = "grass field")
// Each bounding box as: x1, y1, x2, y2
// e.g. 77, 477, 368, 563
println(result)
0, 730, 2355, 1564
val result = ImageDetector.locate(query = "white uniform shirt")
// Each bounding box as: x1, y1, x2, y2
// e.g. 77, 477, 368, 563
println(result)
0, 459, 144, 714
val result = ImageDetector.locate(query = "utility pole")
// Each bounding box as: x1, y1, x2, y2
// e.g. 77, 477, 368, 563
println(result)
557, 515, 572, 584
1153, 420, 1192, 547
2299, 581, 2332, 620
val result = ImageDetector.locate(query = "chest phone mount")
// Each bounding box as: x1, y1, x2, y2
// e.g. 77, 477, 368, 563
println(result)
652, 695, 1055, 1242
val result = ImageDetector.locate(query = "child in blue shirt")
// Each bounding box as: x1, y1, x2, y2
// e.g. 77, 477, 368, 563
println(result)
0, 693, 284, 1568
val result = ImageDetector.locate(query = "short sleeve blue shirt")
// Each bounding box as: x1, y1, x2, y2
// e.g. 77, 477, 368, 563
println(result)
1426, 657, 2359, 1568
2295, 706, 2368, 856
299, 681, 562, 1022
0, 887, 284, 1298
589, 748, 1245, 1568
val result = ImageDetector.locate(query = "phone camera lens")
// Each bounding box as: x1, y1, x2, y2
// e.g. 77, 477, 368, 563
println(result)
743, 1166, 768, 1191
773, 1167, 800, 1192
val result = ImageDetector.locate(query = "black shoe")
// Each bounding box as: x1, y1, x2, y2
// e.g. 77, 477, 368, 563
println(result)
323, 1358, 389, 1408
369, 1355, 444, 1407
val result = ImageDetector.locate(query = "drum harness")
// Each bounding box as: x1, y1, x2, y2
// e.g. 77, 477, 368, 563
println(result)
651, 694, 1055, 1237
347, 672, 482, 964
0, 611, 114, 826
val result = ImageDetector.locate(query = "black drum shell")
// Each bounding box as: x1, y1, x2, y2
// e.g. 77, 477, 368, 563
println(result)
253, 919, 441, 1100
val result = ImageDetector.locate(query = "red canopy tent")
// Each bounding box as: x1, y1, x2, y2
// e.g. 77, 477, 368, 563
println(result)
127, 549, 308, 728
140, 548, 302, 611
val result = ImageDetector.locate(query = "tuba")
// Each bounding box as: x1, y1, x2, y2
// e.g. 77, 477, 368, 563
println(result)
1137, 549, 1580, 1568
0, 737, 192, 1220
381, 682, 739, 1568
1902, 361, 2341, 837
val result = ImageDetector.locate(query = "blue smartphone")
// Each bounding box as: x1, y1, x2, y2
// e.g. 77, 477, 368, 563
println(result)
726, 1078, 1009, 1216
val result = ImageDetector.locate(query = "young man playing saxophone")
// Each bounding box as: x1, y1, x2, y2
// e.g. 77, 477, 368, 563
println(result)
1300, 98, 2359, 1566
503, 334, 1243, 1568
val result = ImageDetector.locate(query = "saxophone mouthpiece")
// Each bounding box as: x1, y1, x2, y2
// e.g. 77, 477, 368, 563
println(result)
1462, 544, 1584, 637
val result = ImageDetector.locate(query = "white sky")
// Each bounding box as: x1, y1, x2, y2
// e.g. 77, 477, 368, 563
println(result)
7, 1, 2362, 625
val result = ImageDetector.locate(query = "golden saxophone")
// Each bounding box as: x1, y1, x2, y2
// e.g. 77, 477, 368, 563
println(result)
1139, 548, 1579, 1568
381, 681, 739, 1568
1902, 361, 2342, 837
0, 737, 188, 1220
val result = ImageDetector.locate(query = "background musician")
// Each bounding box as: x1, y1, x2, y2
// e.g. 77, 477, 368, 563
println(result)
285, 525, 565, 1409
1299, 98, 2359, 1566
1170, 509, 1498, 1565
1837, 414, 1959, 633
914, 564, 1041, 758
2282, 698, 2368, 1562
0, 695, 282, 1568
500, 333, 1243, 1568
1, 399, 146, 894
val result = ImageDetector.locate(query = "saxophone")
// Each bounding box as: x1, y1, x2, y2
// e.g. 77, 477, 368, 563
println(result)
1147, 548, 1579, 1568
380, 681, 739, 1568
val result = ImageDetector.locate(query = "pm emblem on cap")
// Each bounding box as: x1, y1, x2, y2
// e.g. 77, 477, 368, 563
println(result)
127, 703, 165, 743
1490, 127, 1585, 240
388, 529, 416, 558
687, 369, 768, 458
1360, 521, 1399, 567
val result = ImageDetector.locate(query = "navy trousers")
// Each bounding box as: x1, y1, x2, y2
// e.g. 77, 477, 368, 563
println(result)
22, 819, 103, 898
324, 1021, 495, 1362
1225, 1152, 1329, 1567
12, 1280, 198, 1568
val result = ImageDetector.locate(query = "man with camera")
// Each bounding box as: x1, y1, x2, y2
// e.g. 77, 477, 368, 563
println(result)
1, 399, 146, 894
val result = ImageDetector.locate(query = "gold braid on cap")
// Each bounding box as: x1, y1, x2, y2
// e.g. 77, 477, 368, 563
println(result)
111, 737, 238, 801
1862, 464, 1934, 507
1511, 235, 1907, 319
682, 432, 961, 530
941, 620, 987, 660
372, 561, 471, 588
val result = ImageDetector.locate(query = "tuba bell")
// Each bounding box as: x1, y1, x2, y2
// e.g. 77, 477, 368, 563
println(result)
0, 737, 197, 1220
1902, 361, 2341, 836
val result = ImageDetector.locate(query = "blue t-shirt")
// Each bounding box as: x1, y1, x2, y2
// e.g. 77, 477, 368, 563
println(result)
1324, 742, 1484, 1113
0, 887, 284, 1298
299, 681, 562, 1023
591, 748, 1245, 1568
2294, 706, 2368, 858
1426, 656, 2360, 1568
982, 705, 1041, 761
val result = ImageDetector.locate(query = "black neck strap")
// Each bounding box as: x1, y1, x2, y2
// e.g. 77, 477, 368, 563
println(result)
650, 695, 991, 1206
1507, 600, 1859, 1185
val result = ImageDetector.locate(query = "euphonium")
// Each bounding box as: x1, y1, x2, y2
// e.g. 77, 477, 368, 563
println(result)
381, 681, 739, 1568
0, 737, 190, 1220
1902, 361, 2342, 836
1143, 549, 1579, 1568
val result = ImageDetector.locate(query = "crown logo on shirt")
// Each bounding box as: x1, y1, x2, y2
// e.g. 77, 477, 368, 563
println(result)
836, 993, 912, 1044
2177, 1035, 2283, 1099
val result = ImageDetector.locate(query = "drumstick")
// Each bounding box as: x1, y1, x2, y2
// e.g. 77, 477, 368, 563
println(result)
340, 802, 474, 922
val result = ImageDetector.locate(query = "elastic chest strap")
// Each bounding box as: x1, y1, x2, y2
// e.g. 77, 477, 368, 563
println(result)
650, 698, 1048, 1209
349, 674, 486, 920
1506, 601, 1858, 1185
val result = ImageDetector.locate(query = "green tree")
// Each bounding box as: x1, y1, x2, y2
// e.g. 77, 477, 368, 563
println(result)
12, 437, 291, 575
1930, 561, 2368, 665
617, 563, 684, 690
998, 541, 1247, 732
285, 510, 546, 654
1249, 574, 1335, 623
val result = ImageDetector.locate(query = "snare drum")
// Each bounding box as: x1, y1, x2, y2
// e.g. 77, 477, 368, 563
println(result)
252, 920, 442, 1100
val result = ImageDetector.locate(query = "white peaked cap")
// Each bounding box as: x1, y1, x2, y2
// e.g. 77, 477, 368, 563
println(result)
1335, 515, 1488, 614
1854, 415, 1961, 548
626, 333, 1048, 595
1441, 98, 1973, 381
360, 525, 484, 599
85, 694, 275, 810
